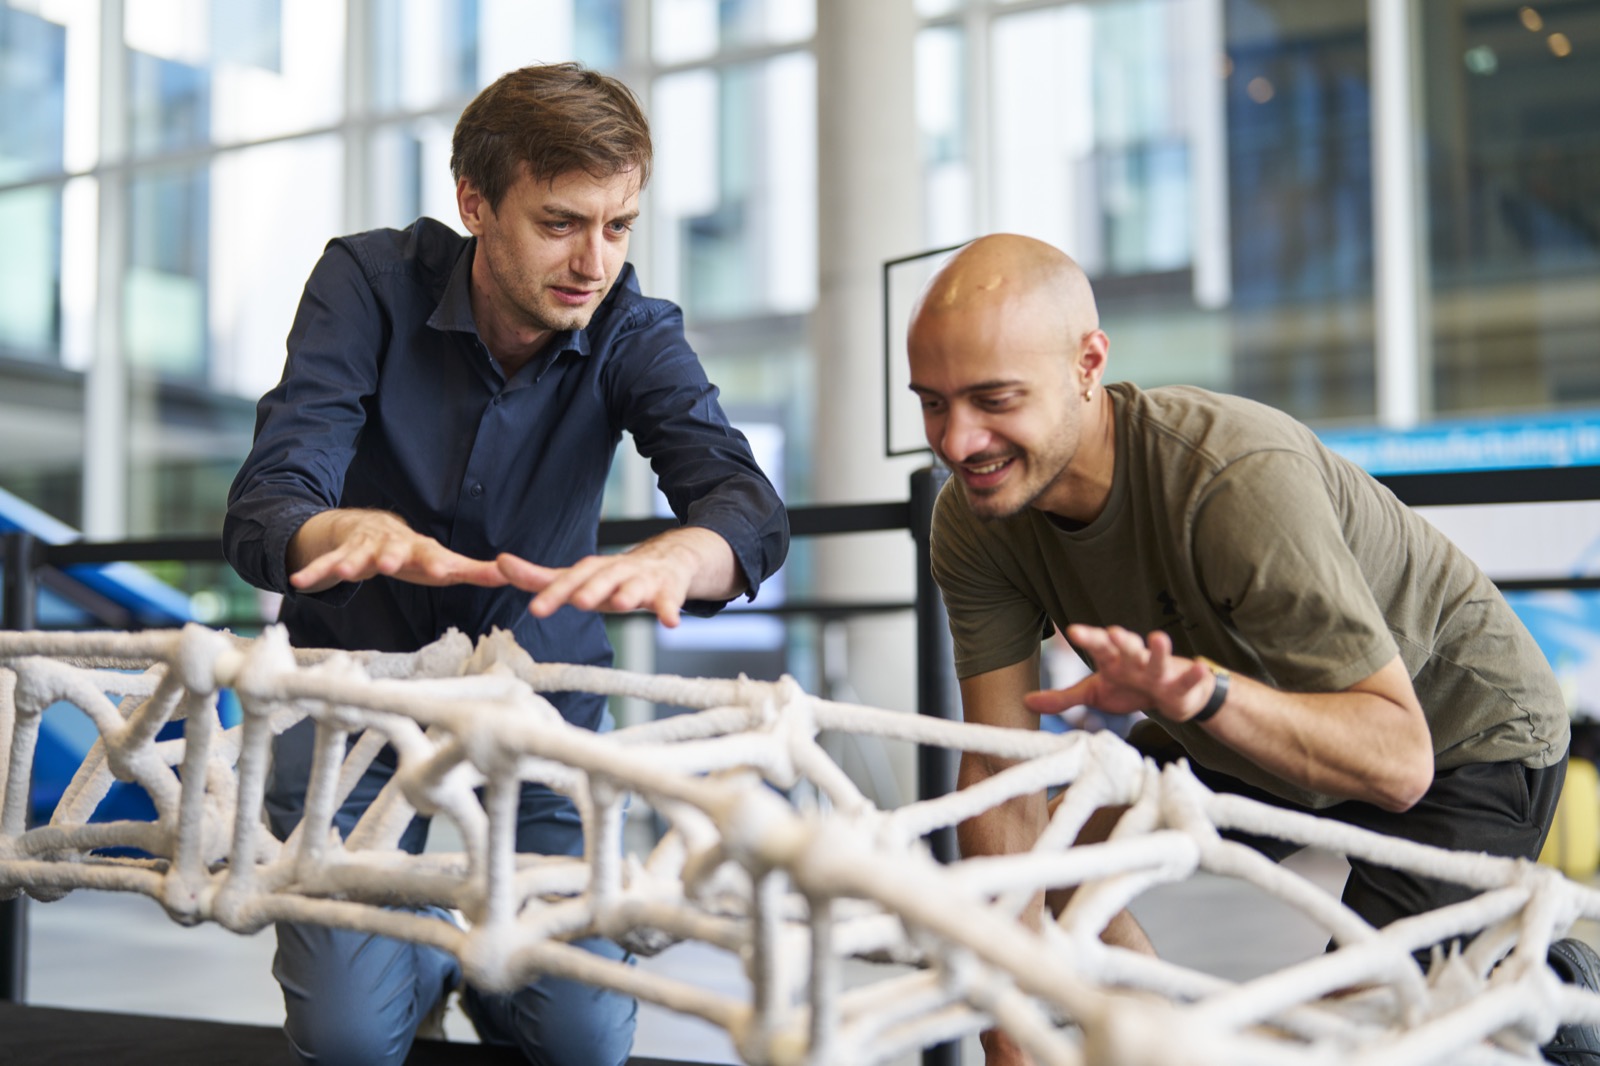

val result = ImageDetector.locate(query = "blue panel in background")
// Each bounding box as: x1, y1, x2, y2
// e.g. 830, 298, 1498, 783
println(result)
2, 484, 196, 824
0, 486, 194, 627
1318, 410, 1600, 475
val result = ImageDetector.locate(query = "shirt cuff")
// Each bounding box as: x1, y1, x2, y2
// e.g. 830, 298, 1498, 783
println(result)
680, 510, 772, 616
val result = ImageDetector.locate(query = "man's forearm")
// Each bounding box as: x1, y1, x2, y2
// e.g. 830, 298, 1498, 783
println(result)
1049, 628, 1433, 813
1201, 667, 1433, 812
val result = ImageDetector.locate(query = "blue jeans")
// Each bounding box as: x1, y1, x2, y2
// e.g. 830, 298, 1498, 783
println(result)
265, 719, 637, 1066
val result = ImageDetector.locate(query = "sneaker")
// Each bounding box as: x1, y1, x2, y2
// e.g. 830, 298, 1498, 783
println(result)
1543, 938, 1600, 1064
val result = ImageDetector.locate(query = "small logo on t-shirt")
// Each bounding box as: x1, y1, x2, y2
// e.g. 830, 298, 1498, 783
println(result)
1156, 588, 1199, 633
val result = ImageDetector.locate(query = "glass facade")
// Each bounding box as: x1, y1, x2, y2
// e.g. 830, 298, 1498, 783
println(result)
913, 0, 1600, 427
651, 0, 814, 64
1421, 0, 1600, 414
916, 23, 970, 247
1224, 0, 1376, 420
916, 0, 1239, 403
991, 0, 1193, 279
0, 6, 67, 364
0, 4, 82, 532
650, 54, 817, 321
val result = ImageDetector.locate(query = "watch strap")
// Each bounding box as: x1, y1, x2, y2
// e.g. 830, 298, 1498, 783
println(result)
1192, 657, 1230, 723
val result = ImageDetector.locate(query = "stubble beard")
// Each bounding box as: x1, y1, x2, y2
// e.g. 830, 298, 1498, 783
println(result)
966, 474, 1038, 522
964, 439, 1076, 523
488, 242, 605, 336
512, 273, 605, 335
530, 302, 593, 334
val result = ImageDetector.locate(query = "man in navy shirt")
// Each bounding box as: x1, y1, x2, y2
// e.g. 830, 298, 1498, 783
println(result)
225, 63, 788, 1066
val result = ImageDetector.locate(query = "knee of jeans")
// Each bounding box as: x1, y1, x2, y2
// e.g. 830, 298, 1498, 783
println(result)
275, 919, 458, 1066
282, 1001, 414, 1066
469, 943, 637, 1066
521, 981, 637, 1066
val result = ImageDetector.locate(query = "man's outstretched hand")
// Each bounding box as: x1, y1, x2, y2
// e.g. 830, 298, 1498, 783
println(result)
497, 527, 740, 628
288, 509, 507, 593
1022, 624, 1217, 723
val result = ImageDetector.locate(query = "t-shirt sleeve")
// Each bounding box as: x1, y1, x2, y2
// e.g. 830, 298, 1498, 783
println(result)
1191, 450, 1398, 692
929, 483, 1050, 679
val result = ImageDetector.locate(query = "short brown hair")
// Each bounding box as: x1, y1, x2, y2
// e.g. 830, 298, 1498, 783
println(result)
451, 63, 652, 210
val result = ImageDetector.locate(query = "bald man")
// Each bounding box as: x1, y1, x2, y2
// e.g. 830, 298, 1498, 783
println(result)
908, 234, 1593, 1065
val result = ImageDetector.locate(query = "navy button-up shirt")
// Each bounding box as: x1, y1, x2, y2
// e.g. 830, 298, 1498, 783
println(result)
224, 217, 789, 731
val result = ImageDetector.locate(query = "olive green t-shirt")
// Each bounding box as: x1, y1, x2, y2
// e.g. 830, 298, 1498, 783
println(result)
931, 382, 1568, 809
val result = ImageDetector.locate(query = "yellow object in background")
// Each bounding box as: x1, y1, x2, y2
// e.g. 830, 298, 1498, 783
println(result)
1541, 756, 1600, 881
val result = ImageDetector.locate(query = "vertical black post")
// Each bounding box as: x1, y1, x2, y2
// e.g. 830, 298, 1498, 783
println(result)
0, 530, 36, 1004
910, 466, 958, 857
911, 467, 961, 1066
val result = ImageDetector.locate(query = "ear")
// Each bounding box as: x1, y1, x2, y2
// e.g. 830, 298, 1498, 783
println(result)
1077, 329, 1110, 390
456, 176, 488, 237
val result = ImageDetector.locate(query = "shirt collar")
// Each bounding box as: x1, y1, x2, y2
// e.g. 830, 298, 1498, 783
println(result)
426, 236, 592, 359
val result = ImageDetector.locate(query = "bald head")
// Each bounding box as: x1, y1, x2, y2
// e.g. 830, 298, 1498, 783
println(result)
910, 234, 1099, 346
905, 235, 1112, 522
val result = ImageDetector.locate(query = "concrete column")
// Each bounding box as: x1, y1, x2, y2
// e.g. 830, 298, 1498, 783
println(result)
812, 1, 925, 767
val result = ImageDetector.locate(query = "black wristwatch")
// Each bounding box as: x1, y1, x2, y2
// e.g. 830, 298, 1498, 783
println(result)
1192, 657, 1231, 723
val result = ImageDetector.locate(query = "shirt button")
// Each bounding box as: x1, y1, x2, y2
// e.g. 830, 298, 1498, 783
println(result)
470, 483, 484, 497
491, 395, 502, 406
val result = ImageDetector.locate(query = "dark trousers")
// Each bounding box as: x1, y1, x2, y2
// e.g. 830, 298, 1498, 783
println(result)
1131, 724, 1568, 943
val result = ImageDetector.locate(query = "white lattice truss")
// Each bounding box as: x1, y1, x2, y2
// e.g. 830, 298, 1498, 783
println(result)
1, 626, 1598, 1065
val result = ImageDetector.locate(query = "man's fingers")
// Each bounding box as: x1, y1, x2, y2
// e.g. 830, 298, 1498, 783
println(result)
601, 574, 655, 614
374, 541, 412, 576
651, 597, 683, 628
289, 516, 505, 592
288, 561, 328, 589
291, 544, 374, 588
441, 557, 510, 588
568, 567, 684, 623
1066, 623, 1114, 658
379, 541, 501, 588
562, 578, 626, 613
608, 569, 693, 627
1107, 626, 1147, 660
295, 541, 505, 591
527, 557, 613, 617
498, 553, 558, 591
1147, 632, 1171, 676
515, 554, 693, 625
640, 581, 687, 627
1024, 683, 1088, 715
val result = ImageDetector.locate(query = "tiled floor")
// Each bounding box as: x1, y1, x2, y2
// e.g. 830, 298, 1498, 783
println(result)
22, 847, 1363, 1065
